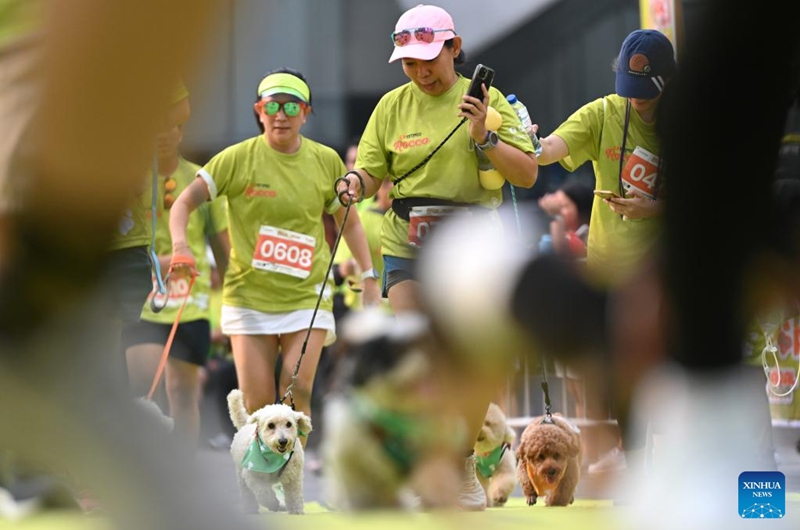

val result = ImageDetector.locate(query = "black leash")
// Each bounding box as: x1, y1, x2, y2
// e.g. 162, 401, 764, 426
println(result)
392, 118, 467, 188
279, 183, 355, 409
539, 357, 555, 425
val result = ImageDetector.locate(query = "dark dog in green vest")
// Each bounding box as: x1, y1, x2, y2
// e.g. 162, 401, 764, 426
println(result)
321, 309, 463, 511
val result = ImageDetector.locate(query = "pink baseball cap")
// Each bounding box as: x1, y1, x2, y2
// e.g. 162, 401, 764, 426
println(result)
388, 4, 457, 63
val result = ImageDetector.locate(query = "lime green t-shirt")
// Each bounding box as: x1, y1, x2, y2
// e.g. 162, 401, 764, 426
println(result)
356, 76, 535, 259
333, 205, 386, 309
0, 0, 39, 49
199, 135, 344, 313
554, 95, 662, 286
108, 171, 152, 251
108, 81, 191, 252
139, 157, 227, 324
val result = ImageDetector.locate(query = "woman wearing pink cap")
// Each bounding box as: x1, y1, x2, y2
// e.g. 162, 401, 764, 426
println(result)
335, 4, 538, 511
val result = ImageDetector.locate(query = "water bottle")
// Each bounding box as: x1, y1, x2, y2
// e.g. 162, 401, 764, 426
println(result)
507, 94, 543, 156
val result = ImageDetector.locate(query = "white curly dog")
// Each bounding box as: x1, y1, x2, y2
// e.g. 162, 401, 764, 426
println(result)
474, 402, 517, 507
228, 389, 312, 515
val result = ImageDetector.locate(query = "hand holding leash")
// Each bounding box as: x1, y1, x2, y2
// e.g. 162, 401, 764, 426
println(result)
169, 252, 198, 279
151, 253, 197, 313
146, 255, 197, 401
335, 170, 366, 206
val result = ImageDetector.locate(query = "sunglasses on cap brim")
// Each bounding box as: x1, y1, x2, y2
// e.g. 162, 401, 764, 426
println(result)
390, 27, 455, 47
257, 99, 308, 117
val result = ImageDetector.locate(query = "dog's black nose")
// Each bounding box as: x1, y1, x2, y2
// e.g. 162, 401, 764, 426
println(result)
278, 438, 288, 447
547, 468, 557, 477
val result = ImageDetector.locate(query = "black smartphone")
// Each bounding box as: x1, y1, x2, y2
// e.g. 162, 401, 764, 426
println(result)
466, 63, 495, 101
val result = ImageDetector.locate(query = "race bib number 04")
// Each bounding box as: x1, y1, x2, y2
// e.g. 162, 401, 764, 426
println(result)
408, 206, 469, 248
252, 226, 315, 279
621, 146, 659, 200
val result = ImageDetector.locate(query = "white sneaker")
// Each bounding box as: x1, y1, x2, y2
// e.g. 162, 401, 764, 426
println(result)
588, 447, 627, 475
457, 455, 487, 511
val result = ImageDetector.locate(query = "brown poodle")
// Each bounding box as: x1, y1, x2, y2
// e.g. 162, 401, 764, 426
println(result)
516, 414, 581, 507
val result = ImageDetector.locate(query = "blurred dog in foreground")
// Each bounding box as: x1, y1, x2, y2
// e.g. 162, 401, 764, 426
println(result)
228, 389, 311, 515
321, 309, 462, 511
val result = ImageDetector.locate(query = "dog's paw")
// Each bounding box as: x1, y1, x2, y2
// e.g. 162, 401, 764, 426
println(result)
492, 495, 508, 507
526, 495, 537, 506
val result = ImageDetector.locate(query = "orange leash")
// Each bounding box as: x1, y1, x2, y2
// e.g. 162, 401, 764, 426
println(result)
146, 255, 197, 401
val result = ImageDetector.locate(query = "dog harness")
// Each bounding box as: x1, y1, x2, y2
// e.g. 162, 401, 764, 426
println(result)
475, 443, 510, 479
242, 432, 294, 476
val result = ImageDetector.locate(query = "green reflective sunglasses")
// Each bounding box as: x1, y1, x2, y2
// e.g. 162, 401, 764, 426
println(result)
258, 99, 307, 117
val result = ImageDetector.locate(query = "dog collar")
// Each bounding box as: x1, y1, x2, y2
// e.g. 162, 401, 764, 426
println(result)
475, 443, 510, 479
242, 432, 293, 474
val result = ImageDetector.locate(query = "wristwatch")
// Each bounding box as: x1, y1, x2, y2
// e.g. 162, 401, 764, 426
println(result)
360, 268, 380, 281
476, 130, 499, 152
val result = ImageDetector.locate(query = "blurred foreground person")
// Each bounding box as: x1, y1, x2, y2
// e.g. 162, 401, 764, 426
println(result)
0, 1, 259, 529
422, 3, 800, 529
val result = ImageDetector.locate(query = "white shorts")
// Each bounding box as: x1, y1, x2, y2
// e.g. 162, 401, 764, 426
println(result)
221, 305, 336, 347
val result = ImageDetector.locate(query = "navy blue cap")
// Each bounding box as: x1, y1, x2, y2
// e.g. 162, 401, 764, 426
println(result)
615, 29, 676, 100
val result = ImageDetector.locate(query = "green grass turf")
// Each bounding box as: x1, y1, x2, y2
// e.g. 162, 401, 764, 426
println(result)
3, 495, 799, 529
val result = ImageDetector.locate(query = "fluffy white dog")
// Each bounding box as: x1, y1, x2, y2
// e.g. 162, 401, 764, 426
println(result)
227, 389, 312, 515
473, 403, 517, 507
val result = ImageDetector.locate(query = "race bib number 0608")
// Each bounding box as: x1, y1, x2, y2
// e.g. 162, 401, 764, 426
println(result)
621, 146, 659, 200
252, 226, 315, 279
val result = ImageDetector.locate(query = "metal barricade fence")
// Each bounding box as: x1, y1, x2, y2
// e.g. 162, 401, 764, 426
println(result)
499, 353, 618, 432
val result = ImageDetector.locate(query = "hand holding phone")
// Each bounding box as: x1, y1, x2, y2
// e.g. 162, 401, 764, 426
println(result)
593, 189, 622, 200
466, 64, 495, 101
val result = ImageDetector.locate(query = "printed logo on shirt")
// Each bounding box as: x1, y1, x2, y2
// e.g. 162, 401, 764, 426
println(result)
245, 183, 277, 198
394, 132, 430, 153
118, 210, 134, 235
605, 146, 628, 162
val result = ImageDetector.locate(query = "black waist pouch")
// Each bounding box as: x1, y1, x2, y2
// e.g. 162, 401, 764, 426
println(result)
391, 197, 478, 222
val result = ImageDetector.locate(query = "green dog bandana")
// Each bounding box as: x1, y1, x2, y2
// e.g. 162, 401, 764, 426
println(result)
242, 433, 292, 474
475, 443, 509, 479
